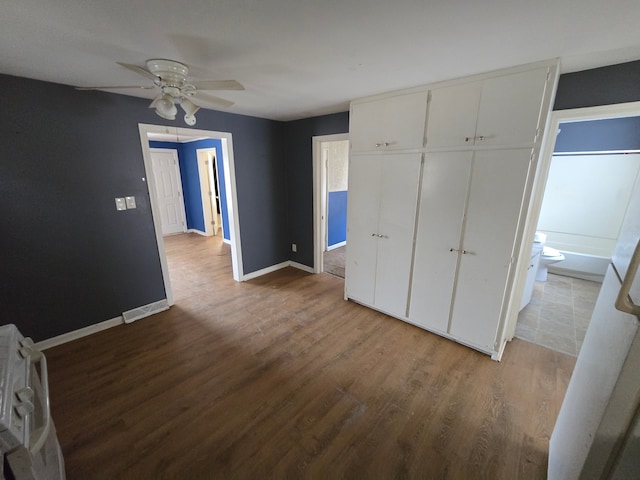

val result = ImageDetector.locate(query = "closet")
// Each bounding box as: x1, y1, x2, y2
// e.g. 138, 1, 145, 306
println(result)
345, 60, 558, 359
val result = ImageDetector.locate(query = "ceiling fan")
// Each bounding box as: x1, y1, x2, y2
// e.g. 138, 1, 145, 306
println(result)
76, 59, 244, 125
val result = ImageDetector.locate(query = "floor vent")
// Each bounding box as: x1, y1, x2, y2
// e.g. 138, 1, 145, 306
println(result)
123, 299, 169, 324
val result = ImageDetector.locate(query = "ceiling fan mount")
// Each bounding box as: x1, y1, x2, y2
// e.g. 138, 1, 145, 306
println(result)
75, 58, 244, 125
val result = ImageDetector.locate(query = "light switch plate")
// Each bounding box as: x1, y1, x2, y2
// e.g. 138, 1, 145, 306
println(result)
125, 196, 136, 209
115, 198, 126, 211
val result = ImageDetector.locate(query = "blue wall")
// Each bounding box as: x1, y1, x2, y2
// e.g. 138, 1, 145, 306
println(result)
328, 190, 348, 246
149, 139, 230, 240
554, 117, 640, 153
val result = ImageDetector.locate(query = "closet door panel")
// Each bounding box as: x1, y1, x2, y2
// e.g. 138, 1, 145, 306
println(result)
374, 153, 423, 317
409, 151, 473, 331
425, 82, 482, 149
450, 149, 532, 349
350, 92, 428, 152
345, 155, 382, 305
476, 67, 549, 147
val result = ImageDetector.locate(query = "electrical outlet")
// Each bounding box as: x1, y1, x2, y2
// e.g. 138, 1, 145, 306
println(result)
125, 196, 136, 209
115, 198, 126, 211
292, 243, 297, 252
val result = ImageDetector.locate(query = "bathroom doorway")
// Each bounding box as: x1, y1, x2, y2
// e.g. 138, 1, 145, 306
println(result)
513, 107, 640, 356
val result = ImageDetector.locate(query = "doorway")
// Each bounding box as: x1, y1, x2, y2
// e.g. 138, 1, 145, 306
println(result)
312, 134, 349, 275
138, 124, 245, 307
506, 101, 640, 354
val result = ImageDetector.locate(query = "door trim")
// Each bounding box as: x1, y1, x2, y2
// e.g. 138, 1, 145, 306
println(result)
505, 100, 640, 341
138, 124, 244, 307
312, 133, 349, 273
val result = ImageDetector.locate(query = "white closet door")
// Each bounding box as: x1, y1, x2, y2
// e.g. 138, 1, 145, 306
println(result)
374, 153, 422, 317
425, 82, 482, 149
450, 149, 532, 349
475, 67, 549, 147
409, 151, 473, 332
350, 92, 428, 152
345, 155, 382, 305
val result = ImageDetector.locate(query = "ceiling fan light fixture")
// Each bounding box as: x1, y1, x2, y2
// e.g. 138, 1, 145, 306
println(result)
150, 93, 177, 120
180, 98, 200, 126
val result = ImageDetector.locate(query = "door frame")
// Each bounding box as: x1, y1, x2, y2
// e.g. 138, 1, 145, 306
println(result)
504, 100, 640, 341
149, 148, 188, 235
312, 133, 349, 273
138, 124, 244, 306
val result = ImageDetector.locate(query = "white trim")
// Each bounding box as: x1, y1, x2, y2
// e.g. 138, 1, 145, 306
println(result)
313, 133, 349, 274
123, 299, 170, 323
240, 260, 316, 281
289, 261, 315, 273
327, 241, 346, 251
138, 124, 244, 302
186, 228, 208, 236
505, 100, 640, 341
242, 261, 290, 281
35, 316, 124, 350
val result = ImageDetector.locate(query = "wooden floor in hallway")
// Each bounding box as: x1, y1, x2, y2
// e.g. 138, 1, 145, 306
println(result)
46, 233, 576, 479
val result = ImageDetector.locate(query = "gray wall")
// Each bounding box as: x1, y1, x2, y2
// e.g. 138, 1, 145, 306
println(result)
554, 59, 640, 110
283, 113, 350, 268
5, 57, 639, 342
1, 73, 286, 341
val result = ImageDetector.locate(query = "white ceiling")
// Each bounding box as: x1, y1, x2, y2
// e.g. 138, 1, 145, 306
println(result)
2, 0, 640, 121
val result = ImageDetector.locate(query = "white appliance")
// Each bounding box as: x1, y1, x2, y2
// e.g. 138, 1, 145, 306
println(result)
0, 324, 65, 479
548, 176, 640, 479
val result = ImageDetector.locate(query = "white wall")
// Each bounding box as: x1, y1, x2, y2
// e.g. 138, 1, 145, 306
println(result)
537, 153, 640, 257
325, 140, 349, 192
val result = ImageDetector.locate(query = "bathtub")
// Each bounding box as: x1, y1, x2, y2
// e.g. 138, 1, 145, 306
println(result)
548, 250, 609, 283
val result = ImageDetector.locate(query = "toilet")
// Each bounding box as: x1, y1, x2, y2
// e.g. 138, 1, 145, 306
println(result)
536, 246, 565, 282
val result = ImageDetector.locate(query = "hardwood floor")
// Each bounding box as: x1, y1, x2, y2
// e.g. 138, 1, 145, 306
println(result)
46, 233, 576, 479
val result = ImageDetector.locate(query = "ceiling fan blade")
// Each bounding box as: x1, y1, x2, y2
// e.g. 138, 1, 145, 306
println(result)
193, 91, 235, 108
75, 85, 156, 90
191, 79, 244, 91
117, 62, 159, 82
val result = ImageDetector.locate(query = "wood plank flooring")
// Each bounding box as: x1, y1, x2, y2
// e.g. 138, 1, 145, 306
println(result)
46, 233, 576, 479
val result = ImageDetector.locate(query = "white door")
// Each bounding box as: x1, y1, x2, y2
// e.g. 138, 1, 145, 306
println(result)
345, 153, 422, 317
476, 67, 549, 147
426, 82, 482, 149
150, 149, 187, 235
349, 91, 428, 152
450, 148, 532, 350
410, 151, 473, 332
345, 155, 381, 306
374, 153, 422, 317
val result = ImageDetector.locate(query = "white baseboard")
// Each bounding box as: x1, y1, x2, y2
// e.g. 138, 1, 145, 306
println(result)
327, 241, 346, 251
242, 261, 290, 281
289, 261, 314, 273
123, 299, 170, 323
35, 316, 124, 351
241, 260, 315, 281
187, 229, 208, 236
35, 299, 170, 350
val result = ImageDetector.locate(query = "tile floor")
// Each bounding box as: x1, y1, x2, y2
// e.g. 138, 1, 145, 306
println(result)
515, 273, 602, 356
